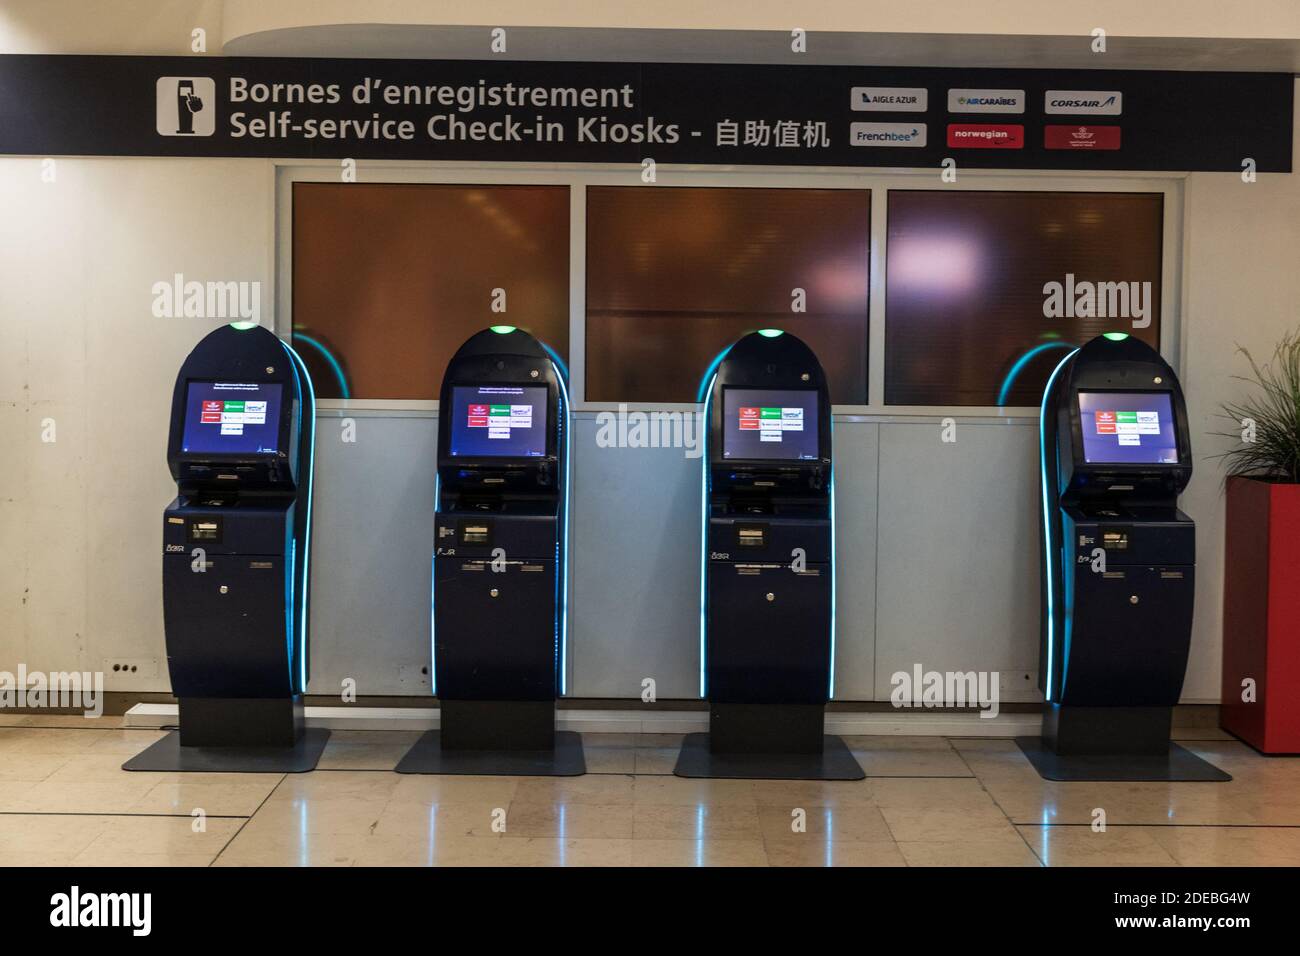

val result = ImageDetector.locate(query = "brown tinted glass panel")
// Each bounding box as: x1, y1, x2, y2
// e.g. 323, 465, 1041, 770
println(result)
292, 183, 569, 400
586, 187, 870, 404
885, 191, 1162, 407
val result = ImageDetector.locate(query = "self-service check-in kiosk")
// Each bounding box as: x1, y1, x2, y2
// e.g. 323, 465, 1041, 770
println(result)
124, 323, 329, 773
396, 327, 584, 776
1017, 333, 1228, 781
674, 330, 863, 780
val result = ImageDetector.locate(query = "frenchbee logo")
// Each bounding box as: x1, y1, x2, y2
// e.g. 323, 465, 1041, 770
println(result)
156, 77, 215, 136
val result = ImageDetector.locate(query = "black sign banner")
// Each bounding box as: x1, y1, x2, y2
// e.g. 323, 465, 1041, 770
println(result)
0, 55, 1291, 172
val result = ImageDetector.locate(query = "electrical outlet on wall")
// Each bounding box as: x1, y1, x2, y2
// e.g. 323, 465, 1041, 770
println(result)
102, 658, 160, 680
398, 664, 431, 689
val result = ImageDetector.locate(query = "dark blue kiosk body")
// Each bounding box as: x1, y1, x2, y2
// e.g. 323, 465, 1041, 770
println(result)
396, 327, 584, 775
123, 322, 329, 773
675, 330, 863, 780
1018, 333, 1227, 781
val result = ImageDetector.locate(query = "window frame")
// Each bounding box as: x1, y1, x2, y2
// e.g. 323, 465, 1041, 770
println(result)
274, 162, 1183, 423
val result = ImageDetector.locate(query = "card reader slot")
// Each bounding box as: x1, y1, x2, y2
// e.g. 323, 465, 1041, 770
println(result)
461, 523, 490, 544
188, 517, 223, 543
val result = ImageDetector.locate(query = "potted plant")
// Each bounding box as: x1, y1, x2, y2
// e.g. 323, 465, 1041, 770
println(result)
1217, 330, 1300, 753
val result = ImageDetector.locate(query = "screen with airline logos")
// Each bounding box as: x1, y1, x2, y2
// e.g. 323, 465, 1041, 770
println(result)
181, 381, 283, 455
722, 388, 819, 461
1078, 390, 1178, 464
448, 385, 548, 458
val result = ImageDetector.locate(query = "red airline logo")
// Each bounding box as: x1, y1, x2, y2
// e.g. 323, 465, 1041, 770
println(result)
946, 124, 1024, 148
1095, 411, 1117, 434
1044, 125, 1122, 150
739, 407, 760, 430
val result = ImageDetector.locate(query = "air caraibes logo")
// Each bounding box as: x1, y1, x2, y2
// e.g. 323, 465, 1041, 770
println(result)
947, 88, 1025, 113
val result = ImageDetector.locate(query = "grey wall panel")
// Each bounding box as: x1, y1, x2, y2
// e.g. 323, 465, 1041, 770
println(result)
566, 415, 879, 701
306, 415, 437, 696
568, 415, 703, 699
301, 414, 1033, 703
873, 421, 1042, 702
830, 421, 879, 700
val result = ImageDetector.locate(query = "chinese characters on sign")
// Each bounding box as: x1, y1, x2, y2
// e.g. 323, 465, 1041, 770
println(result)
715, 120, 831, 149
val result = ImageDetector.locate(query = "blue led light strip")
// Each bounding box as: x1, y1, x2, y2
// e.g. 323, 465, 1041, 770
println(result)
280, 340, 316, 695
292, 332, 351, 399
696, 349, 729, 404
997, 342, 1075, 406
698, 371, 718, 699
548, 355, 572, 697
828, 416, 837, 700
1039, 349, 1079, 703
430, 473, 440, 696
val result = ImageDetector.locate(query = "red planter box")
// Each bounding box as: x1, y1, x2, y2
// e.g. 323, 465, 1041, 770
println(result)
1221, 477, 1300, 753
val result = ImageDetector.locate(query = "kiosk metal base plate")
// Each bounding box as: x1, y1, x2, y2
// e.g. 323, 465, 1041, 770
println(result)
394, 730, 586, 776
1015, 737, 1231, 782
122, 728, 331, 774
673, 732, 865, 780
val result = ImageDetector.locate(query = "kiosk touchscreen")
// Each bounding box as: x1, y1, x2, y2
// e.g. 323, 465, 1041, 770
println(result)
447, 385, 548, 458
1018, 333, 1228, 781
674, 330, 863, 780
722, 389, 820, 461
396, 326, 584, 776
123, 323, 329, 773
180, 381, 283, 455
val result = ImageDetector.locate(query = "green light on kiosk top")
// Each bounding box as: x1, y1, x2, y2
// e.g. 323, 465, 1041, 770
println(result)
229, 321, 258, 331
490, 325, 517, 334
757, 328, 784, 338
1102, 332, 1130, 341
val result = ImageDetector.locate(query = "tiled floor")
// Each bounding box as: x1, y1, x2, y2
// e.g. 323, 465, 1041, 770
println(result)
2, 716, 1298, 867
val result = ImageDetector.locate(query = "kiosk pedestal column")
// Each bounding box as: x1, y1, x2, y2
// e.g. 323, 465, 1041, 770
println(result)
396, 327, 584, 777
123, 323, 329, 774
1016, 333, 1227, 783
674, 330, 863, 781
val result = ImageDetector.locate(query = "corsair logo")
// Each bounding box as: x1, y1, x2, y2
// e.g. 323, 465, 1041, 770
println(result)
1044, 90, 1123, 115
1050, 96, 1116, 109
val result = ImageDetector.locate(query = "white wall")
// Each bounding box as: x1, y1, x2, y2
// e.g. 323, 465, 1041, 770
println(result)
1178, 113, 1300, 699
4, 1, 1299, 58
0, 158, 272, 689
217, 1, 1300, 43
0, 1, 223, 55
